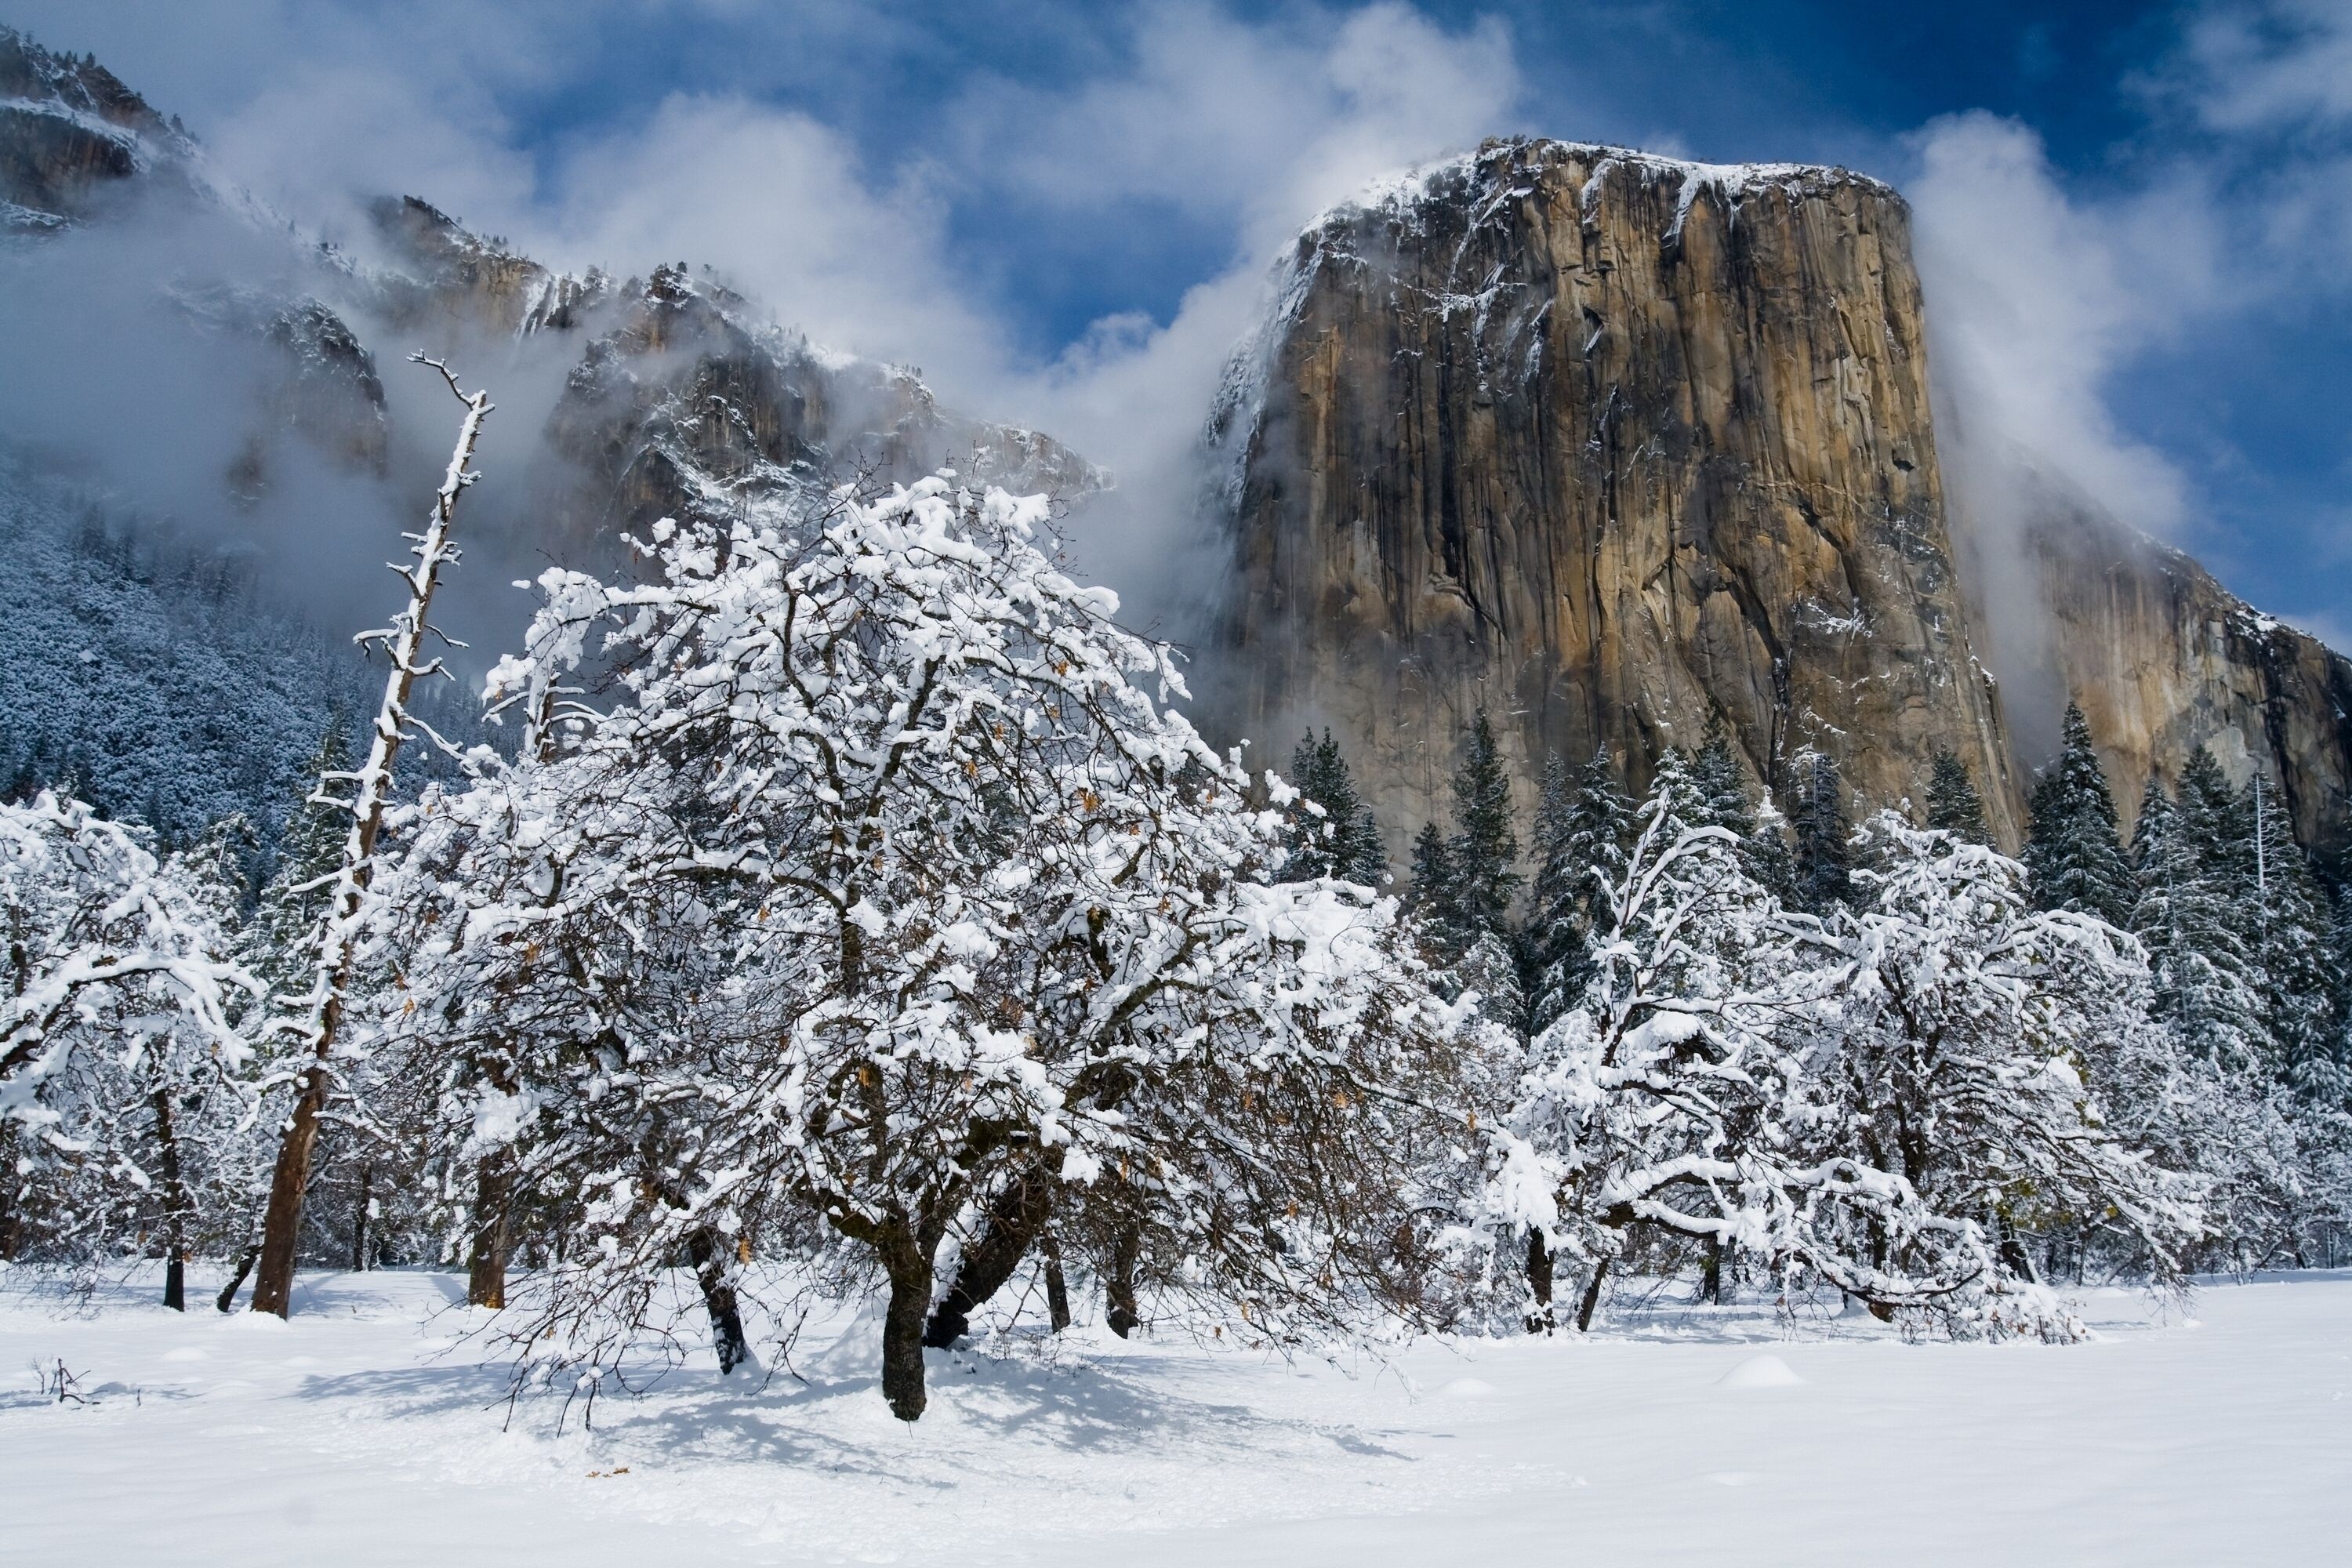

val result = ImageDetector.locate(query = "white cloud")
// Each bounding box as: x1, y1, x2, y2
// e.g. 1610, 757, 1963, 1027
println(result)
1907, 111, 2207, 546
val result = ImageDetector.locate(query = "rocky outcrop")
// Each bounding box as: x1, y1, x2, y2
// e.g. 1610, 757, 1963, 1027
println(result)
1, 25, 198, 225
1212, 137, 2019, 848
541, 262, 1101, 551
2027, 501, 2352, 855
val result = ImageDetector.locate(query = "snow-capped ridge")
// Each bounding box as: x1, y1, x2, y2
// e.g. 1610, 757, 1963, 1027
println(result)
1299, 136, 1898, 252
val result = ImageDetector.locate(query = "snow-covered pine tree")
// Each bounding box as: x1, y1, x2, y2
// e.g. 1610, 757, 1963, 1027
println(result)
1747, 790, 1798, 907
252, 725, 349, 986
1925, 748, 1988, 843
1690, 721, 1754, 836
1406, 821, 1462, 950
2023, 702, 2134, 928
1278, 729, 1386, 887
1789, 750, 1854, 913
1517, 753, 1590, 1037
2249, 773, 2341, 1098
2142, 749, 2274, 1072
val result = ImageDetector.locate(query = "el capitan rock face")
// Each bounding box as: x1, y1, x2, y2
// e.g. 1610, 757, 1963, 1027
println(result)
1212, 137, 2020, 849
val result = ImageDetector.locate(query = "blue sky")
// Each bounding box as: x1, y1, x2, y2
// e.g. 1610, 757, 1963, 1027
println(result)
12, 1, 2350, 642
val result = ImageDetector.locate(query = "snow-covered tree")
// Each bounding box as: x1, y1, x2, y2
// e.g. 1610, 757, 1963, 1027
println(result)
2024, 703, 2133, 927
1480, 769, 1927, 1334
0, 792, 262, 1301
2249, 775, 2339, 1095
1446, 708, 1521, 942
1517, 753, 1589, 1039
1806, 815, 2202, 1322
1789, 750, 1854, 913
382, 477, 1477, 1420
1278, 729, 1387, 888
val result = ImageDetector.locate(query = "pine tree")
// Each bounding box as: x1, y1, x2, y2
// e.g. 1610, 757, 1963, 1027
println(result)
1519, 753, 1591, 1035
1790, 750, 1853, 914
2136, 760, 2270, 1071
1748, 791, 1798, 907
1406, 822, 1463, 954
1690, 720, 1756, 840
2249, 774, 2339, 1094
1565, 745, 1634, 915
253, 725, 350, 989
2023, 702, 2133, 927
1926, 749, 1988, 843
1446, 709, 1521, 941
1278, 730, 1386, 887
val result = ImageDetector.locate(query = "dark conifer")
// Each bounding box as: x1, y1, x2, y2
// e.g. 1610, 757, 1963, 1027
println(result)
2023, 702, 2133, 927
1519, 753, 1591, 1034
1445, 708, 1521, 942
1925, 749, 1988, 843
1790, 750, 1854, 914
1279, 729, 1387, 887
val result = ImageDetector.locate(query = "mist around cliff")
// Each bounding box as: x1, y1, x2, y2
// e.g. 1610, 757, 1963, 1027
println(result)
0, 187, 631, 678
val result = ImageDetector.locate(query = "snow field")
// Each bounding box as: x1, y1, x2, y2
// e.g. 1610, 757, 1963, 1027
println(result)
4, 1269, 2347, 1566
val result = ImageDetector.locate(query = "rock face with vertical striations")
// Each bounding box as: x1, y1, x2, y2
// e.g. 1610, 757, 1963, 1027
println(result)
2024, 499, 2352, 853
1210, 136, 2020, 851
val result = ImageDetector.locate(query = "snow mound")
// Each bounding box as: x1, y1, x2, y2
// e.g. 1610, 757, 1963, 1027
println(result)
1718, 1353, 1803, 1388
1437, 1377, 1497, 1399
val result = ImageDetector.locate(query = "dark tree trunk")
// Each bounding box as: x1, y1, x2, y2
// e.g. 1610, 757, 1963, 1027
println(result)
350, 1160, 374, 1273
683, 1225, 751, 1375
1701, 1236, 1722, 1306
1575, 1254, 1610, 1332
924, 1160, 1057, 1347
151, 1087, 188, 1312
877, 1225, 934, 1421
250, 1062, 331, 1316
466, 1153, 513, 1308
1105, 1223, 1142, 1338
216, 1243, 259, 1313
1041, 1232, 1072, 1333
1523, 1230, 1554, 1334
1994, 1211, 2040, 1283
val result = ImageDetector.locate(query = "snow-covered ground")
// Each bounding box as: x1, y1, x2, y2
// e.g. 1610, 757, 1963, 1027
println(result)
4, 1269, 2347, 1565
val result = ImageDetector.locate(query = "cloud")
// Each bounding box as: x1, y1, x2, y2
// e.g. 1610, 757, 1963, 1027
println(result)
1907, 111, 2207, 547
2175, 0, 2352, 130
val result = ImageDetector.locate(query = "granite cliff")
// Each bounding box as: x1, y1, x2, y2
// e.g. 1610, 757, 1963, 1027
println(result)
1211, 136, 2018, 848
1210, 136, 2352, 855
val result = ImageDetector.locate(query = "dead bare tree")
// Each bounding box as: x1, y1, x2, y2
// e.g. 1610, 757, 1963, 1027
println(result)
249, 356, 490, 1318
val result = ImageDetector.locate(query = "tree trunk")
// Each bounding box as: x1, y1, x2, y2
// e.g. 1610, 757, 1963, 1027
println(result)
1575, 1254, 1610, 1333
466, 1153, 513, 1308
216, 1243, 259, 1313
1041, 1232, 1072, 1333
249, 1070, 328, 1316
1701, 1236, 1722, 1306
924, 1160, 1056, 1347
680, 1225, 751, 1375
350, 1160, 373, 1273
249, 363, 489, 1319
1523, 1230, 1554, 1334
877, 1226, 934, 1421
151, 1087, 187, 1312
1105, 1223, 1142, 1338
